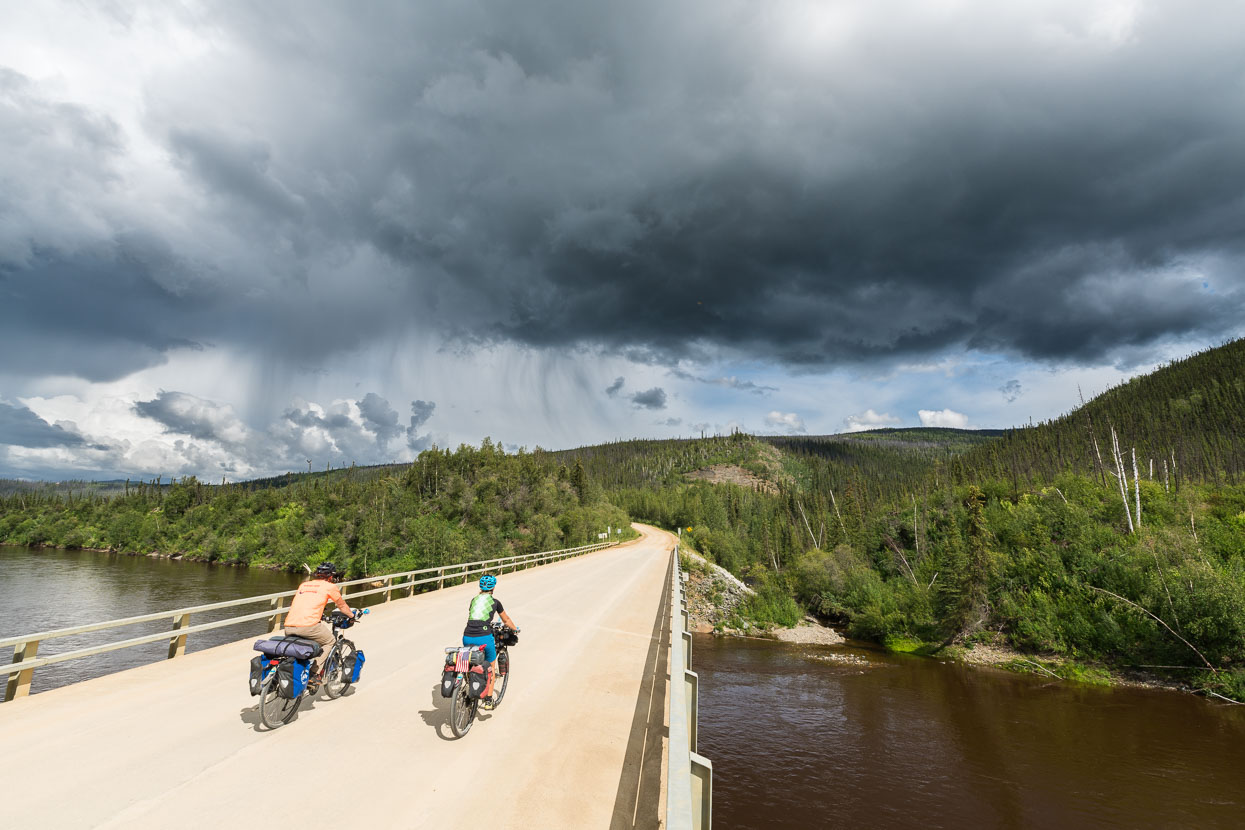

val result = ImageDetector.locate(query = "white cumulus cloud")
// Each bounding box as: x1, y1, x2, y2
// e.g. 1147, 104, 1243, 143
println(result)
765, 410, 806, 433
918, 408, 969, 428
844, 409, 901, 433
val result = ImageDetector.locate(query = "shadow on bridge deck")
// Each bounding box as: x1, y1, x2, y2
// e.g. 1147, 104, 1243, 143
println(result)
610, 554, 672, 830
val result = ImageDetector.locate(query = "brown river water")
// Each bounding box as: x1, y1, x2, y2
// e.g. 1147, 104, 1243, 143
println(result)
692, 633, 1245, 829
1, 544, 305, 694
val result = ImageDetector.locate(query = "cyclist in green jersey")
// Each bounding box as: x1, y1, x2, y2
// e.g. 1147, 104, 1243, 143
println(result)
462, 574, 518, 699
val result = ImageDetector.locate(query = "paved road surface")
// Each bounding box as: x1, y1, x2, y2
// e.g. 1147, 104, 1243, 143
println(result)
0, 524, 675, 830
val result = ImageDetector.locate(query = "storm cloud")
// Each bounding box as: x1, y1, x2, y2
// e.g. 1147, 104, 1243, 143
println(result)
631, 388, 668, 410
3, 2, 1245, 479
0, 403, 90, 448
0, 0, 1242, 389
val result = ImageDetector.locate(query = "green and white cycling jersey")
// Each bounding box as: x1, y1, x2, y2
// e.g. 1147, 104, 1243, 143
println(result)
463, 592, 505, 638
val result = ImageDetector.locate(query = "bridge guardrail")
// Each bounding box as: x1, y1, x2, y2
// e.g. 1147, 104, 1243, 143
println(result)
2, 540, 617, 702
667, 543, 712, 829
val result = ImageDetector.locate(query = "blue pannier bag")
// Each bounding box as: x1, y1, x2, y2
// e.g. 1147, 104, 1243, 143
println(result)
278, 658, 311, 699
253, 636, 322, 661
345, 650, 366, 683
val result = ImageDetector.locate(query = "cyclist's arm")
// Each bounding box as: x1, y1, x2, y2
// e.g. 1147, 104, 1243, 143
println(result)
499, 610, 517, 629
327, 583, 353, 617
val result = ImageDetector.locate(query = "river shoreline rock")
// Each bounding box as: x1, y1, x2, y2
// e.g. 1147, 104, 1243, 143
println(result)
771, 616, 846, 645
681, 548, 754, 631
681, 549, 845, 644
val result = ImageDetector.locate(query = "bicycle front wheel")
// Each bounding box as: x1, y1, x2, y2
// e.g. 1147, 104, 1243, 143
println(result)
259, 668, 301, 729
449, 678, 476, 738
323, 640, 354, 699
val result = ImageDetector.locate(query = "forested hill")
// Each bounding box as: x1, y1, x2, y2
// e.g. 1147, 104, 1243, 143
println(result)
552, 427, 1002, 500
561, 341, 1245, 699
0, 442, 630, 578
952, 338, 1245, 489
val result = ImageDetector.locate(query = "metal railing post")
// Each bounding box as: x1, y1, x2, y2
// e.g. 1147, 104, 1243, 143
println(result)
691, 753, 713, 830
685, 669, 699, 752
4, 640, 39, 702
267, 596, 285, 633
167, 613, 190, 659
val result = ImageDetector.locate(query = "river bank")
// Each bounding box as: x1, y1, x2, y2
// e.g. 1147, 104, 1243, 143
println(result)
1, 540, 300, 571
679, 549, 1230, 701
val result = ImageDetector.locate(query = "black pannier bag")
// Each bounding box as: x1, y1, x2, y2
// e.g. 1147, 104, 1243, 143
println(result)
499, 628, 518, 646
275, 660, 296, 699
440, 668, 456, 698
248, 655, 266, 696
253, 636, 323, 661
469, 648, 487, 666
466, 665, 488, 699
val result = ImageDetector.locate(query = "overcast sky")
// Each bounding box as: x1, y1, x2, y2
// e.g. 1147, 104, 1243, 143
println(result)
2, 0, 1242, 480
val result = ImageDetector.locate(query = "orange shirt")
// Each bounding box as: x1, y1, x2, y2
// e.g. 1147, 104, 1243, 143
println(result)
285, 578, 352, 627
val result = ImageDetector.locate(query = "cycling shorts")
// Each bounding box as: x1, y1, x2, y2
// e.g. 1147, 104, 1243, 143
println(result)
462, 633, 496, 663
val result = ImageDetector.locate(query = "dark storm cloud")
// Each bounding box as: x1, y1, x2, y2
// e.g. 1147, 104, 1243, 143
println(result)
5, 1, 1245, 383
604, 377, 625, 397
407, 399, 436, 451
135, 392, 231, 443
0, 403, 89, 448
358, 392, 403, 447
631, 388, 667, 410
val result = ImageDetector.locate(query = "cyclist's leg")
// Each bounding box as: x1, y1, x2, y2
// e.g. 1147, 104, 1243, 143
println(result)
462, 634, 497, 694
285, 622, 335, 676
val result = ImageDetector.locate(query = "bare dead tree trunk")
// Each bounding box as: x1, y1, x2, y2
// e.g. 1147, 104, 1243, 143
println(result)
1090, 586, 1214, 673
796, 499, 818, 550
883, 535, 917, 585
1132, 448, 1142, 529
1110, 426, 1135, 533
913, 495, 920, 560
1163, 458, 1170, 493
828, 488, 846, 534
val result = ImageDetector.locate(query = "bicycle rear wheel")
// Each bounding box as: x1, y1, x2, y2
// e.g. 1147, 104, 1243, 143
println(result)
323, 640, 354, 699
259, 667, 301, 729
449, 678, 476, 738
491, 649, 510, 708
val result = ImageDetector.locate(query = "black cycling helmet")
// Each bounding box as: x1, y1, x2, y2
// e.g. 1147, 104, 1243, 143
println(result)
314, 562, 338, 578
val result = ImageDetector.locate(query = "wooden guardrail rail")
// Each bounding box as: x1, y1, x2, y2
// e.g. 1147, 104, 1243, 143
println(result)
2, 541, 616, 702
667, 542, 713, 829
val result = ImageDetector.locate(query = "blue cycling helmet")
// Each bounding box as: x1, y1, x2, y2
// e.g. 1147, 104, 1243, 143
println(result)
479, 574, 497, 591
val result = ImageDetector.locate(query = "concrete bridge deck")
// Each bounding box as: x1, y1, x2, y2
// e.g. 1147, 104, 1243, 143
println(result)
0, 525, 675, 830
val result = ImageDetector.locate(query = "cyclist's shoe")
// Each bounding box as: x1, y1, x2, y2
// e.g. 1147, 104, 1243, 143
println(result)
307, 678, 322, 695
480, 696, 494, 710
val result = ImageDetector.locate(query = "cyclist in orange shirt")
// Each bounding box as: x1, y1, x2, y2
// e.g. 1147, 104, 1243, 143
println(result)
284, 562, 355, 690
